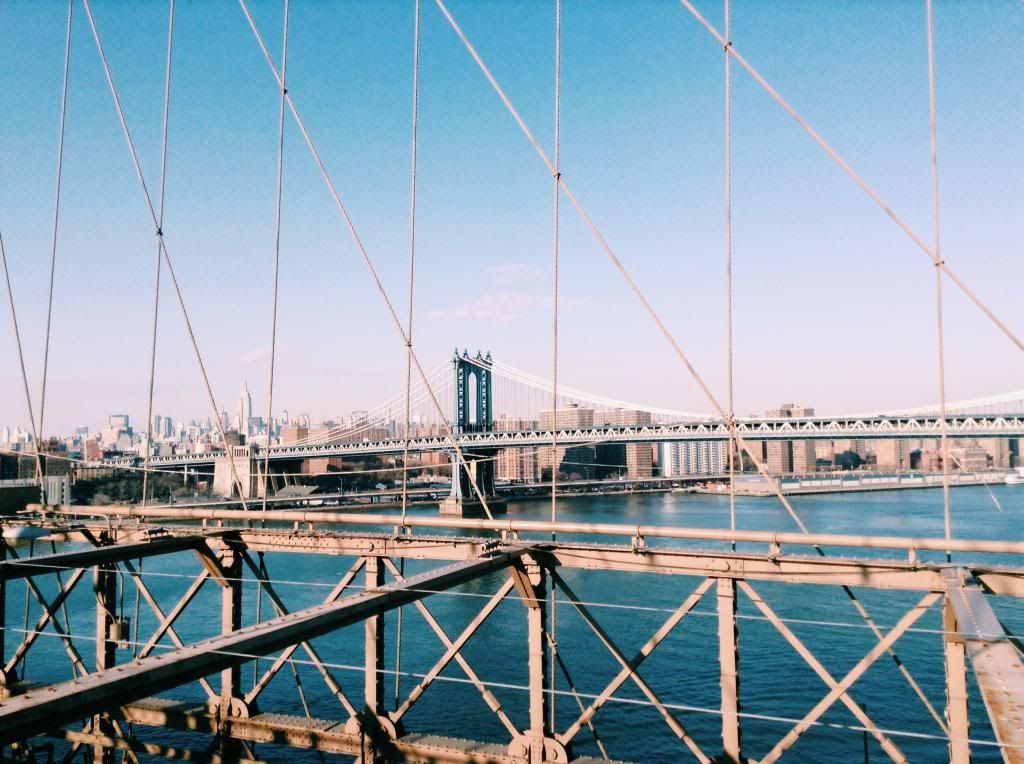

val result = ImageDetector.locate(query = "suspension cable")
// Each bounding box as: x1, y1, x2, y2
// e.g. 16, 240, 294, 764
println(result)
431, 0, 949, 731
925, 0, 951, 561
0, 230, 42, 492
143, 0, 176, 507
37, 0, 74, 460
237, 0, 495, 520
724, 0, 736, 547
395, 0, 423, 716
81, 0, 249, 507
262, 0, 290, 512
677, 0, 1024, 355
548, 0, 562, 733
401, 0, 422, 528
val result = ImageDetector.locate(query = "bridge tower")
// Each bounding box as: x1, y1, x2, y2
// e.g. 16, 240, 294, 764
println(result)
442, 350, 507, 517
454, 349, 493, 433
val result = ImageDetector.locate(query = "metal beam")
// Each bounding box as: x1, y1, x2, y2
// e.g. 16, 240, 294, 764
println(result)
759, 592, 941, 764
0, 547, 526, 745
0, 535, 215, 581
49, 507, 1024, 557
115, 697, 522, 762
943, 568, 1024, 763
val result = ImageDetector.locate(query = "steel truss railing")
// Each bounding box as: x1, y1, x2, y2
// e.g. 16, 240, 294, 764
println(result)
1, 520, 1024, 763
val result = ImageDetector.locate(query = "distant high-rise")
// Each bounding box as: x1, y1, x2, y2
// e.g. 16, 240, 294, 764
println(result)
237, 383, 253, 436
660, 441, 727, 476
109, 414, 130, 430
765, 403, 816, 475
596, 409, 654, 478
538, 404, 596, 478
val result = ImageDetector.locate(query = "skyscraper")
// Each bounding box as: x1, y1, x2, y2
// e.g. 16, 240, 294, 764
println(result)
238, 383, 253, 436
764, 403, 816, 474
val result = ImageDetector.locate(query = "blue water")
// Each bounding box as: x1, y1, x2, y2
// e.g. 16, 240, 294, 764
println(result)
7, 485, 1024, 762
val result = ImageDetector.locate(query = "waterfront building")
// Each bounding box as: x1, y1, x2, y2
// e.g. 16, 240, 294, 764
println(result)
873, 439, 910, 470
977, 438, 1011, 468
537, 404, 597, 478
764, 404, 816, 474
659, 441, 727, 476
596, 408, 654, 478
495, 415, 540, 482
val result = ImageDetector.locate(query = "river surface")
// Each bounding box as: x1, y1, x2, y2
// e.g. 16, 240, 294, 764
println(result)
7, 485, 1024, 762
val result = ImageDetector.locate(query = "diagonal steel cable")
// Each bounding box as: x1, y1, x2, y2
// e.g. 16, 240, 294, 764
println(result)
81, 0, 249, 507
432, 0, 947, 732
677, 0, 1024, 355
237, 0, 496, 519
142, 0, 176, 507
0, 230, 43, 491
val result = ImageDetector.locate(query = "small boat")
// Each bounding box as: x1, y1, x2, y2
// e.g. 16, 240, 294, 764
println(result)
1005, 468, 1024, 485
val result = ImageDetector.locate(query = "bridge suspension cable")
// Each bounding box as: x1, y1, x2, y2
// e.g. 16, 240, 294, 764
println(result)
37, 0, 73, 456
238, 0, 496, 519
261, 0, 289, 513
925, 0, 952, 559
432, 0, 953, 731
142, 0, 176, 508
676, 0, 1024, 356
80, 0, 250, 507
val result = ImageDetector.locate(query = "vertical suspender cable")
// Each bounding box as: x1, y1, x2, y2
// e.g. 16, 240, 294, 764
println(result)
724, 0, 736, 548
396, 0, 423, 710
82, 0, 249, 507
239, 0, 494, 520
549, 0, 562, 732
262, 0, 290, 512
926, 0, 951, 560
550, 0, 561, 530
37, 0, 74, 475
143, 0, 176, 507
401, 0, 421, 528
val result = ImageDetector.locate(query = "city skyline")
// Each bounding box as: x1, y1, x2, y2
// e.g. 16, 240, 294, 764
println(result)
1, 1, 1021, 436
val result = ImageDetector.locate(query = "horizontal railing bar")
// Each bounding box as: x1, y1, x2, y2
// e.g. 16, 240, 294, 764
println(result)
0, 533, 218, 581
30, 504, 1024, 556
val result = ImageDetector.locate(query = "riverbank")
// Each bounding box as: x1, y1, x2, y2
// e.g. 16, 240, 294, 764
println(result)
698, 470, 1010, 496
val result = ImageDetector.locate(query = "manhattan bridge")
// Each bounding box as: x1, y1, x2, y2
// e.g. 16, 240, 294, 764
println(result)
1, 2, 1024, 763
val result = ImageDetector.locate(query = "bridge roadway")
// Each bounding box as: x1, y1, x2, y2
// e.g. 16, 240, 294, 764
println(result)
101, 412, 1024, 469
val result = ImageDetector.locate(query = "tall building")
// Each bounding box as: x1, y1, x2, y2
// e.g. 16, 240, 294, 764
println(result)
764, 404, 815, 475
977, 438, 1011, 469
538, 404, 596, 478
237, 383, 253, 436
873, 439, 910, 470
660, 441, 727, 476
596, 408, 654, 478
108, 414, 130, 430
495, 415, 539, 482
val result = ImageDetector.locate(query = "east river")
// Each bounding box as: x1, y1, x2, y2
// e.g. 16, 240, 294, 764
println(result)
7, 485, 1024, 762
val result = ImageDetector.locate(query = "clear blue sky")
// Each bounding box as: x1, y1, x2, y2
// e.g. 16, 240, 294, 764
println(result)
1, 0, 1022, 435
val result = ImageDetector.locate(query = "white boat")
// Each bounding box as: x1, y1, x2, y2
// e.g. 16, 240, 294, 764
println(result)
1005, 468, 1024, 485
